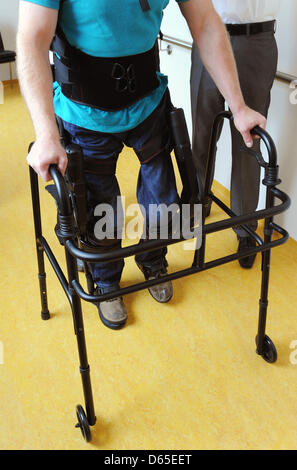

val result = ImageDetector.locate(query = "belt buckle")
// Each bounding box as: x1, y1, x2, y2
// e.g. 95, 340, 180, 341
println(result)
111, 62, 137, 94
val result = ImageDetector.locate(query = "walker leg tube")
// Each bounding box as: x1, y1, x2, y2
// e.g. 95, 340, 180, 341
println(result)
192, 232, 206, 268
257, 248, 271, 355
256, 186, 277, 362
29, 166, 50, 320
65, 249, 96, 427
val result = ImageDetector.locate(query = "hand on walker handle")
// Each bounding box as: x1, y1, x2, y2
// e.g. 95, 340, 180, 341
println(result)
233, 105, 267, 148
26, 134, 68, 182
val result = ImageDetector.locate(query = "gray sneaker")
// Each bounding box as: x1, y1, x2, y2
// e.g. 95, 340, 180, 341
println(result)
136, 259, 173, 303
96, 286, 127, 330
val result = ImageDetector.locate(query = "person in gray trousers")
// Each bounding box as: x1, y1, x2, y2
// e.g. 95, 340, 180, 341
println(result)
190, 0, 279, 268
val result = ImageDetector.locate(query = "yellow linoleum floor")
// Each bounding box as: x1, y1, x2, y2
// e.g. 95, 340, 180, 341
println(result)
0, 84, 296, 450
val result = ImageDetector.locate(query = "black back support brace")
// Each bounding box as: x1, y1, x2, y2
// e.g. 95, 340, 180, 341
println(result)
52, 0, 159, 111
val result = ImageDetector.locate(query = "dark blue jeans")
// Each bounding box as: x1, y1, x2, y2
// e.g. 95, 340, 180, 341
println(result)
62, 91, 180, 289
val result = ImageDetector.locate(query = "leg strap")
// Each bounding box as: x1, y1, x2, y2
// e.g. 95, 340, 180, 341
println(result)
136, 256, 168, 279
135, 131, 172, 164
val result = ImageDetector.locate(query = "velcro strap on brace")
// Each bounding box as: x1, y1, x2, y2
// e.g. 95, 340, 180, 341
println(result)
136, 256, 168, 280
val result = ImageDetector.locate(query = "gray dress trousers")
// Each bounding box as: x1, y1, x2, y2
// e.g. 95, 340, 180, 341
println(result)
190, 29, 278, 237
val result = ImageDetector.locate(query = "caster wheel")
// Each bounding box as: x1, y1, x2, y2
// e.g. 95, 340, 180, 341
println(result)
256, 335, 277, 364
75, 405, 91, 442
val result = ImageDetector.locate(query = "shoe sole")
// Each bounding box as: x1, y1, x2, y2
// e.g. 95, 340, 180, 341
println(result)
97, 304, 127, 330
237, 236, 257, 269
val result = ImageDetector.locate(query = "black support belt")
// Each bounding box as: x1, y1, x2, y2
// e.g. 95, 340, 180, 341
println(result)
52, 27, 159, 112
226, 20, 276, 36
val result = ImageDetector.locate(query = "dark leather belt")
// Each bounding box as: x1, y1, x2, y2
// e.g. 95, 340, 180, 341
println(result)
226, 20, 276, 36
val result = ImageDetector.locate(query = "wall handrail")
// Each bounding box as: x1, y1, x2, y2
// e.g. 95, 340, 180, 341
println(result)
160, 34, 297, 85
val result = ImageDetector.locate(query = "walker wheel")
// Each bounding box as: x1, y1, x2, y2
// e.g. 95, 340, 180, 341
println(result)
75, 405, 91, 442
256, 335, 277, 364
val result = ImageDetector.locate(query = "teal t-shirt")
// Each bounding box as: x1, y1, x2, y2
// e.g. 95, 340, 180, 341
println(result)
23, 0, 189, 132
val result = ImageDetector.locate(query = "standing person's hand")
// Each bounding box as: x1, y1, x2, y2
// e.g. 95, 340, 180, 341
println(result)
233, 106, 267, 148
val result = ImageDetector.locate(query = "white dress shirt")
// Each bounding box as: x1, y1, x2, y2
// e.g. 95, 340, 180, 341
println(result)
212, 0, 280, 24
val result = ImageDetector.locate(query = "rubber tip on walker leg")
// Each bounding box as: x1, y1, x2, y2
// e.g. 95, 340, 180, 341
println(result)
41, 310, 50, 320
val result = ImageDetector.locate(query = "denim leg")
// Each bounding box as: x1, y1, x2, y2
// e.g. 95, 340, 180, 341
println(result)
135, 149, 180, 266
87, 169, 124, 288
62, 120, 125, 288
123, 90, 180, 267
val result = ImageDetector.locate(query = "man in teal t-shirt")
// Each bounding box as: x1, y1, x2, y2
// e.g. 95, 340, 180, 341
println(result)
17, 0, 266, 330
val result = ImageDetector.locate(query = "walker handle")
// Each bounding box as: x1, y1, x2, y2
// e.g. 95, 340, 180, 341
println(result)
209, 112, 278, 168
250, 125, 278, 167
49, 163, 72, 216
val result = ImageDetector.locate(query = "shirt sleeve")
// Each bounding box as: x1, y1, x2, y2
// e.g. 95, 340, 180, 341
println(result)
21, 0, 60, 9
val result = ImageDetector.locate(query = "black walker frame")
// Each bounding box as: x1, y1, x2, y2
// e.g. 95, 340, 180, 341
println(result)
28, 110, 290, 442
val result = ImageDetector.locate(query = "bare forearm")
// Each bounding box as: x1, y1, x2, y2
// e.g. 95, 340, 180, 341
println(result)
17, 36, 59, 140
181, 1, 245, 114
16, 35, 66, 181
